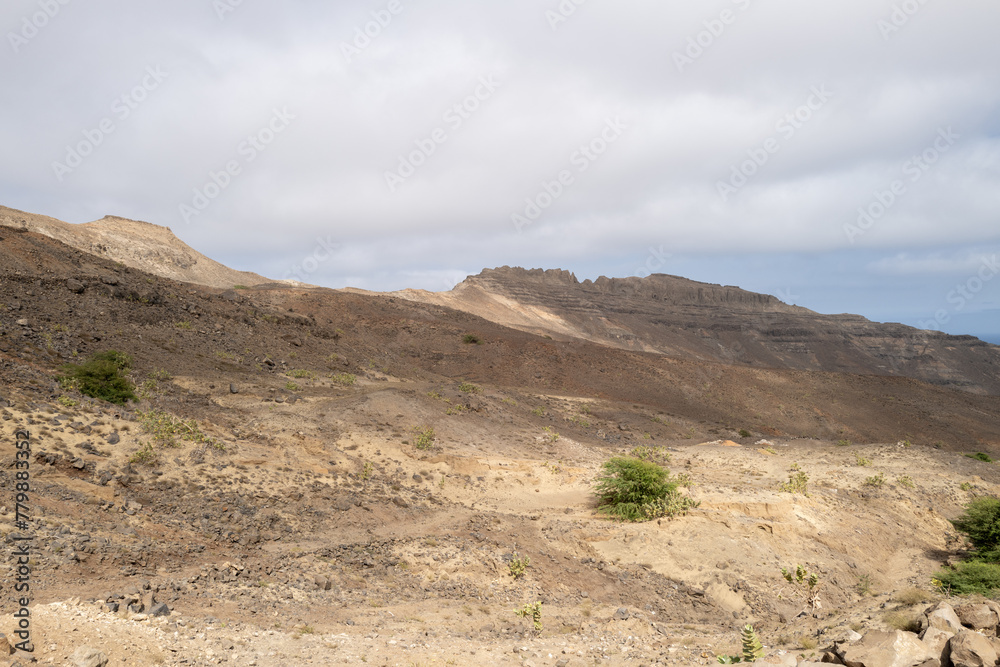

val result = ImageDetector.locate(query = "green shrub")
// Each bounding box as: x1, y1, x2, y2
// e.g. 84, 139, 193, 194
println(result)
413, 426, 435, 450
738, 429, 752, 438
594, 456, 696, 522
462, 333, 482, 345
57, 350, 136, 405
508, 553, 530, 579
779, 472, 809, 495
934, 561, 1000, 595
287, 369, 315, 379
952, 496, 1000, 552
514, 601, 542, 632
330, 372, 356, 386
458, 382, 481, 394
863, 473, 886, 488
966, 452, 994, 463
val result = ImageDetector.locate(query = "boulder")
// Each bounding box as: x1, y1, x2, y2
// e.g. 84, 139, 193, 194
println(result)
148, 602, 170, 617
927, 604, 965, 634
71, 646, 109, 667
919, 626, 954, 662
0, 633, 14, 655
949, 629, 998, 667
66, 278, 86, 294
954, 603, 999, 631
837, 630, 934, 667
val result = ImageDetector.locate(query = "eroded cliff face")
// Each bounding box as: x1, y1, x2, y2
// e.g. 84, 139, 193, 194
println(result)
407, 266, 1000, 396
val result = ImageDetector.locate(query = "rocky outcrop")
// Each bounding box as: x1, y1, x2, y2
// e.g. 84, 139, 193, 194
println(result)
400, 266, 1000, 396
831, 602, 1000, 667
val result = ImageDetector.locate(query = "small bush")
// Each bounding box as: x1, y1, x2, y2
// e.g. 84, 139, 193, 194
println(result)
594, 456, 695, 522
57, 350, 136, 405
514, 602, 542, 632
413, 426, 435, 450
330, 373, 356, 386
285, 381, 300, 391
531, 406, 546, 417
458, 382, 481, 394
837, 439, 852, 447
863, 473, 886, 488
287, 369, 315, 379
779, 472, 809, 495
855, 453, 873, 467
897, 475, 915, 489
462, 333, 482, 345
966, 452, 994, 463
738, 429, 752, 438
129, 443, 158, 466
508, 553, 530, 579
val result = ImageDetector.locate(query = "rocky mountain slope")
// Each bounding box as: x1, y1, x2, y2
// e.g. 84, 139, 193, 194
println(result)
398, 267, 1000, 396
1, 223, 1000, 666
0, 205, 269, 289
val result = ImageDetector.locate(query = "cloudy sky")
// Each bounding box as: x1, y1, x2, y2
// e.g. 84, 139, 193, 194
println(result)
2, 0, 998, 342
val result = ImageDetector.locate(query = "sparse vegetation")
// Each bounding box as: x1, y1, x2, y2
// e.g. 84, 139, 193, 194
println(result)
175, 321, 192, 329
863, 473, 886, 488
778, 472, 809, 495
330, 372, 356, 386
285, 381, 300, 391
897, 475, 915, 489
837, 439, 852, 447
531, 406, 546, 417
413, 426, 435, 450
594, 456, 697, 522
855, 453, 873, 466
129, 442, 158, 466
461, 333, 482, 345
287, 369, 316, 379
966, 452, 993, 463
458, 382, 481, 394
57, 350, 136, 405
629, 445, 671, 465
738, 429, 752, 438
508, 553, 530, 579
514, 601, 542, 632
934, 497, 1000, 595
137, 410, 222, 450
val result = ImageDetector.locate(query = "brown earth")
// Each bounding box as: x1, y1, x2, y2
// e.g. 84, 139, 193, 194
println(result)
0, 224, 999, 666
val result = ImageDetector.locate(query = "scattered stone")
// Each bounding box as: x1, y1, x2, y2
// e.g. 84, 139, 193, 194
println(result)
148, 602, 170, 617
613, 607, 629, 620
836, 629, 933, 667
230, 383, 239, 394
71, 458, 86, 470
0, 633, 14, 655
16, 319, 28, 326
105, 433, 120, 445
71, 646, 108, 667
954, 603, 998, 631
66, 278, 86, 294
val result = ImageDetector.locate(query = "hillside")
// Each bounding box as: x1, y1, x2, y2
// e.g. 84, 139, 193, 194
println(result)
0, 205, 270, 289
1, 224, 1000, 666
397, 266, 1000, 396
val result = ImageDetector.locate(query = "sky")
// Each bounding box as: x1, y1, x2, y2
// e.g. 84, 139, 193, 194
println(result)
2, 0, 998, 342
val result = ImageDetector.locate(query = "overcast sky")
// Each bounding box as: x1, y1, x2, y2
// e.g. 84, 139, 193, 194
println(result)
2, 0, 998, 341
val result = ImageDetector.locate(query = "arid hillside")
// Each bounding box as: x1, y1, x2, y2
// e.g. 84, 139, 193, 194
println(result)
395, 267, 1000, 396
1, 223, 1000, 666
